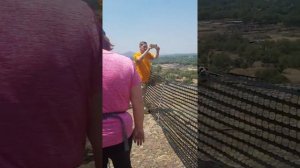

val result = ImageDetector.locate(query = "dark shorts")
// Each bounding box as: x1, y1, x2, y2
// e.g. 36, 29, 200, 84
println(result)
103, 134, 133, 168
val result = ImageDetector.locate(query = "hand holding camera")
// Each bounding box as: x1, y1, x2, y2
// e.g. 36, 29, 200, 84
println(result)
149, 44, 157, 49
149, 44, 159, 51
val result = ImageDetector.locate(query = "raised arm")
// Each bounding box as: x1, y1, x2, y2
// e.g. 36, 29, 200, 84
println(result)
134, 47, 151, 63
152, 46, 160, 59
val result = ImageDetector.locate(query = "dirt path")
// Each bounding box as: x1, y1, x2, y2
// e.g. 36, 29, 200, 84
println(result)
79, 110, 184, 168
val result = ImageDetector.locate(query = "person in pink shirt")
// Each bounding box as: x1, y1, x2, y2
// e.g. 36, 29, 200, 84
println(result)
102, 31, 145, 168
0, 1, 101, 167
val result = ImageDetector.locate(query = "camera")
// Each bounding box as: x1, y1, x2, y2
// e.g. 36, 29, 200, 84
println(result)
149, 44, 157, 48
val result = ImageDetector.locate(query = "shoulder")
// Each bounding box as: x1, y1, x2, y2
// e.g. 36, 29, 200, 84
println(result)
133, 52, 141, 57
43, 0, 97, 26
103, 50, 132, 64
103, 50, 136, 76
64, 0, 96, 18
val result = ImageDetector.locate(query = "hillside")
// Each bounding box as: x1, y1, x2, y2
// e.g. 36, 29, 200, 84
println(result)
199, 0, 300, 84
199, 0, 300, 26
151, 54, 197, 85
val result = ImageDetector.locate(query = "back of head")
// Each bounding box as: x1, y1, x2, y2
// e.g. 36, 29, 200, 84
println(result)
0, 0, 100, 167
102, 29, 114, 51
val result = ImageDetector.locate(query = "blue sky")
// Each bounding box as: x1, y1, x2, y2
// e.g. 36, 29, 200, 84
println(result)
103, 0, 197, 55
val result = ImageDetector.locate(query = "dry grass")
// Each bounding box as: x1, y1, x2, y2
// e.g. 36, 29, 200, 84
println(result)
199, 20, 300, 41
129, 110, 185, 168
229, 67, 266, 77
230, 67, 300, 84
283, 68, 300, 84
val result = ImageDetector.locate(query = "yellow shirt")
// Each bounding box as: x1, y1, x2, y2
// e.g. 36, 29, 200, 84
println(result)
133, 52, 154, 83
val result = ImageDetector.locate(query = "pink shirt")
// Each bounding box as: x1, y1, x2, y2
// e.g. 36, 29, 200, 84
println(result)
102, 50, 141, 148
0, 1, 100, 167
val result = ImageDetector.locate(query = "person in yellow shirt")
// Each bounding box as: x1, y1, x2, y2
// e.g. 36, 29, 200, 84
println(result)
133, 41, 160, 112
133, 41, 160, 83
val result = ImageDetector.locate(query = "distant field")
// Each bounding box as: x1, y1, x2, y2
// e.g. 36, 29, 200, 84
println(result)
153, 63, 198, 85
200, 21, 300, 42
199, 20, 300, 84
153, 54, 197, 66
152, 54, 198, 85
157, 64, 197, 71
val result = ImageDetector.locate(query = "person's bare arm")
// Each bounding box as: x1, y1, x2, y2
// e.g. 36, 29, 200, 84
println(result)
152, 46, 160, 59
130, 84, 145, 146
135, 48, 151, 63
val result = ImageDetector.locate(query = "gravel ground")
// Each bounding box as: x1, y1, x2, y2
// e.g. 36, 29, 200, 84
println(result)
79, 109, 184, 168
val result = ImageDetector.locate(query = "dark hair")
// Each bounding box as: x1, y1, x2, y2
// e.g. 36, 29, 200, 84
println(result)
103, 36, 113, 51
139, 41, 147, 47
102, 30, 113, 51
